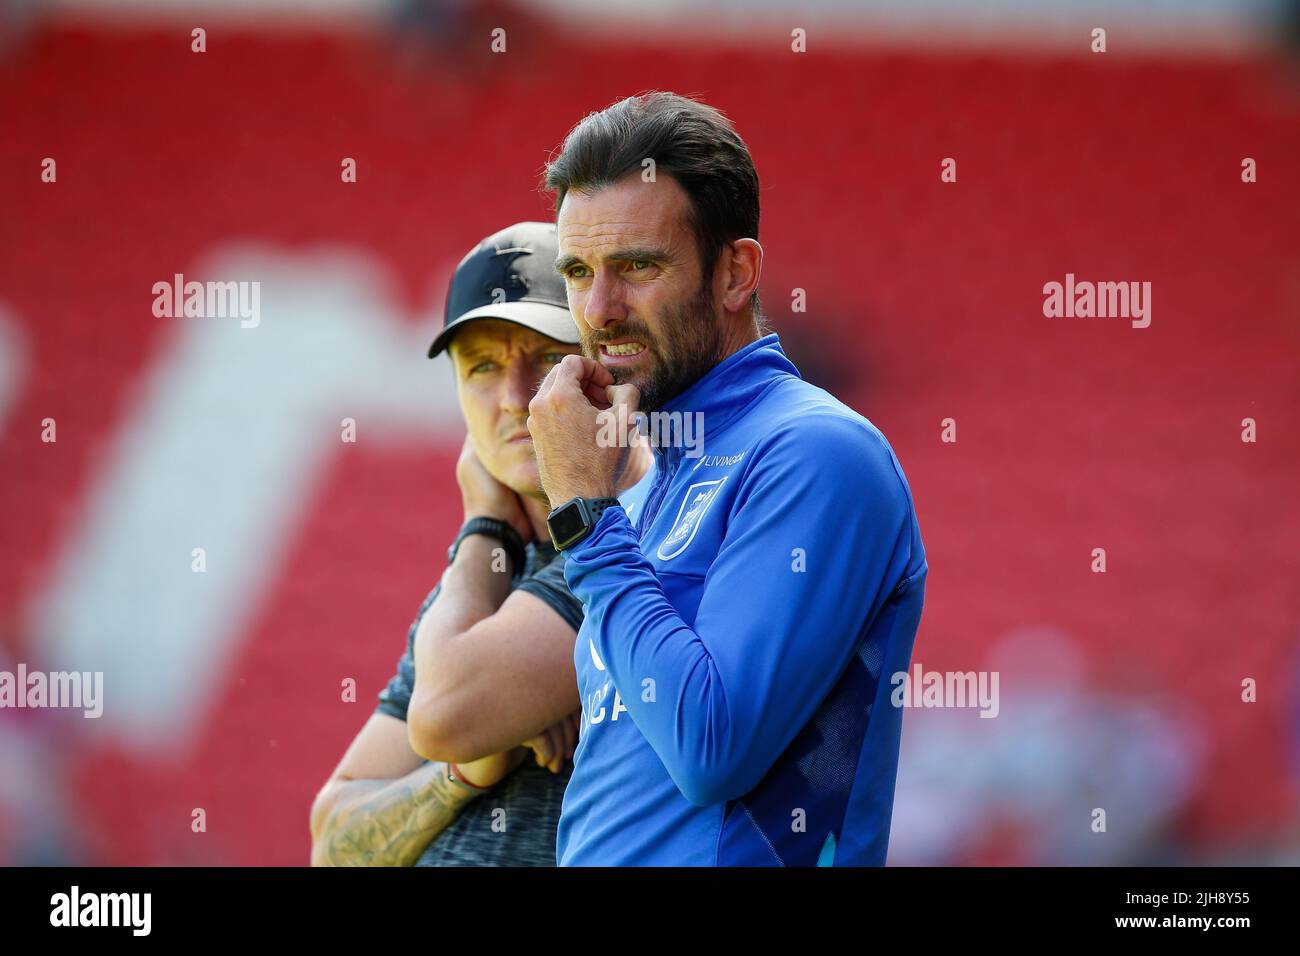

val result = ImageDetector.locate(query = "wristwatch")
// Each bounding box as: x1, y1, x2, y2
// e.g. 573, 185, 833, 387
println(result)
546, 497, 621, 551
447, 517, 526, 577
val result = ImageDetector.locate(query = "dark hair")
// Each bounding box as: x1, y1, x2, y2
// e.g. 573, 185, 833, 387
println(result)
544, 91, 762, 318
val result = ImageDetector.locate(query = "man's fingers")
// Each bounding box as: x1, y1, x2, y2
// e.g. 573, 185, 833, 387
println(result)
605, 385, 642, 437
566, 355, 618, 410
533, 362, 562, 402
604, 383, 642, 452
554, 354, 614, 397
531, 355, 602, 416
524, 713, 583, 772
527, 724, 568, 772
525, 733, 553, 767
532, 725, 559, 773
582, 376, 612, 409
578, 355, 615, 390
554, 354, 593, 386
531, 355, 623, 418
606, 383, 640, 415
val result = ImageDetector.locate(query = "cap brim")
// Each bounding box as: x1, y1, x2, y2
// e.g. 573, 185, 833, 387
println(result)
427, 301, 579, 358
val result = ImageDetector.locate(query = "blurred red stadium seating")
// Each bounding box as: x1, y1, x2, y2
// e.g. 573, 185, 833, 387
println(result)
0, 20, 1296, 864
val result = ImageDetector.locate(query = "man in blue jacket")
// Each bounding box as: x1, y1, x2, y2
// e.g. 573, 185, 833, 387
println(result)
527, 92, 927, 866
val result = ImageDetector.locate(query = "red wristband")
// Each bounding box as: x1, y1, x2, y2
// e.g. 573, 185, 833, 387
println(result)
447, 762, 491, 793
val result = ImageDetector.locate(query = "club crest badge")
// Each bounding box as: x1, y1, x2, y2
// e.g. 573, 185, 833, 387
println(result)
656, 478, 727, 561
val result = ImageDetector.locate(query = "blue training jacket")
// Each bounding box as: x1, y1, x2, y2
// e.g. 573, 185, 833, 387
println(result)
557, 334, 926, 866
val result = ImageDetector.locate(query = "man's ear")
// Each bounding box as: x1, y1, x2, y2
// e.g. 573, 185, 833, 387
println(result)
720, 238, 763, 314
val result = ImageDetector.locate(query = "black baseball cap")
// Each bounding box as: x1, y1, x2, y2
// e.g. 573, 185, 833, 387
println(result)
427, 221, 578, 358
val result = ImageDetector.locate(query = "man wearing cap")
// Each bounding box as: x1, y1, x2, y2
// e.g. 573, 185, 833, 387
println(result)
310, 221, 649, 866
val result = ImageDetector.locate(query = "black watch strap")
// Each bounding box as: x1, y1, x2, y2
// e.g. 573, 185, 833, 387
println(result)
448, 517, 527, 576
585, 498, 621, 523
547, 496, 621, 551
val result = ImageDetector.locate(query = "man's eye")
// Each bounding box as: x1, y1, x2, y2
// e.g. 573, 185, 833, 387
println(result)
566, 265, 590, 280
630, 260, 651, 271
469, 361, 497, 375
541, 353, 567, 365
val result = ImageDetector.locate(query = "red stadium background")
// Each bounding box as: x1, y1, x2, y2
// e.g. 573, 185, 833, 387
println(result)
0, 1, 1297, 865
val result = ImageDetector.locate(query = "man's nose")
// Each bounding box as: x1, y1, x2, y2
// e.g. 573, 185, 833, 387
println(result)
500, 358, 536, 415
581, 271, 626, 331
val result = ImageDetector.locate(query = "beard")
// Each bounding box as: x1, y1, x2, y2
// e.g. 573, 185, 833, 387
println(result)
581, 282, 723, 413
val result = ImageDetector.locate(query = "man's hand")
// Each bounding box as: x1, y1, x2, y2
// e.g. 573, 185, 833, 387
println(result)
527, 355, 641, 507
454, 708, 581, 787
456, 435, 531, 542
522, 710, 581, 775
452, 746, 530, 789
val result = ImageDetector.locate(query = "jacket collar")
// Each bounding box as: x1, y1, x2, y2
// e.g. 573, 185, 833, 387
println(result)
653, 333, 798, 466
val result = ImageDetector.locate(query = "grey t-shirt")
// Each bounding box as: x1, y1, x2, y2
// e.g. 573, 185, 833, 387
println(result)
376, 539, 582, 867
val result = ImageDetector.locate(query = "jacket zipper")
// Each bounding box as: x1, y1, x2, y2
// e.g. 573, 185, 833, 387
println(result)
637, 447, 677, 543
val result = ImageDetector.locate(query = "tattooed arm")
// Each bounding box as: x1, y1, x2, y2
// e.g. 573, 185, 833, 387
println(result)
310, 712, 524, 867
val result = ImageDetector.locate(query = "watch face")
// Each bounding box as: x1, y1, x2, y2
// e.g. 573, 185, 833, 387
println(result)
548, 500, 588, 550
